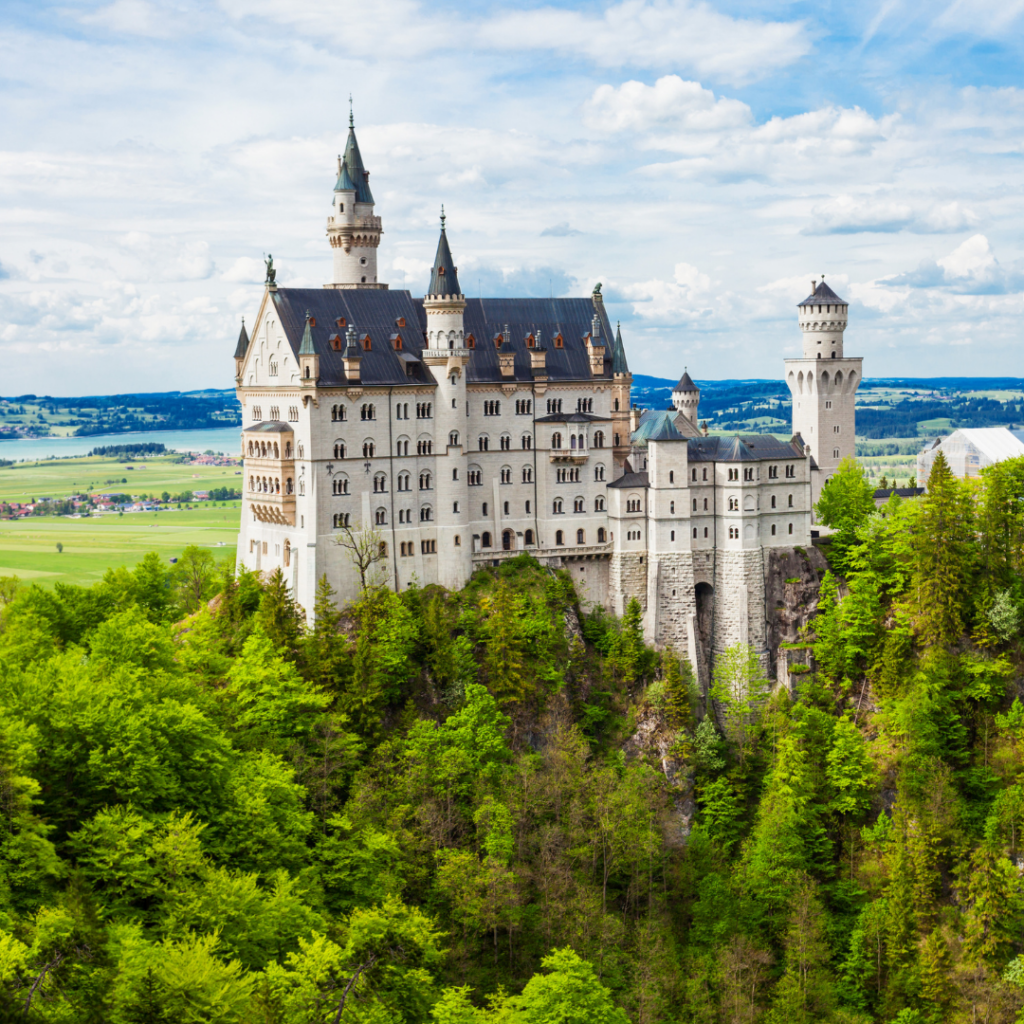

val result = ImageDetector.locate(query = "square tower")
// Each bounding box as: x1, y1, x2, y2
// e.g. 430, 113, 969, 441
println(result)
784, 280, 861, 508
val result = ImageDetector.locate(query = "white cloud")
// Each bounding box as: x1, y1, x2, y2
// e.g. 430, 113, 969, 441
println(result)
802, 195, 978, 235
78, 0, 184, 37
583, 76, 751, 133
222, 257, 267, 284
625, 262, 714, 322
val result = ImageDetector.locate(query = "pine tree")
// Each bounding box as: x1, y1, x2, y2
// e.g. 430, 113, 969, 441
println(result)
301, 574, 349, 687
662, 648, 693, 729
914, 451, 976, 646
918, 929, 952, 1022
254, 566, 304, 655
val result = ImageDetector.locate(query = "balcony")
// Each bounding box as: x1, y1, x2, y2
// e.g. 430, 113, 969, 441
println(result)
549, 448, 590, 464
245, 458, 297, 526
421, 348, 472, 360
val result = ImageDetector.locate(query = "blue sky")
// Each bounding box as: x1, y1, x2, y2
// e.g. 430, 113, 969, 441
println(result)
2, 0, 1023, 393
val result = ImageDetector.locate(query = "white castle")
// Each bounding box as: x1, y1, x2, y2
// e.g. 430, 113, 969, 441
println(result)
234, 114, 861, 677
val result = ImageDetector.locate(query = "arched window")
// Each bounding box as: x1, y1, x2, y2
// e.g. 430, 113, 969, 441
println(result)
363, 441, 375, 458
771, 495, 776, 508
420, 505, 434, 522
478, 436, 489, 451
525, 529, 535, 545
449, 431, 460, 446
521, 434, 532, 449
419, 472, 432, 490
373, 473, 387, 493
286, 478, 293, 494
595, 464, 605, 481
771, 524, 777, 535
500, 434, 511, 451
375, 507, 387, 525
500, 467, 512, 484
670, 530, 675, 541
595, 496, 605, 511
333, 512, 350, 528
552, 432, 562, 449
522, 466, 532, 483
597, 527, 606, 543
573, 498, 585, 513
553, 498, 563, 514
555, 530, 564, 546
576, 529, 585, 544
334, 441, 346, 459
570, 435, 577, 449
481, 531, 492, 548
593, 431, 604, 448
788, 494, 793, 507
788, 523, 794, 534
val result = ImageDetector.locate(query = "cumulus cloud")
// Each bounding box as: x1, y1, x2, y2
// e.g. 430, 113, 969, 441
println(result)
802, 196, 978, 235
540, 223, 582, 237
624, 262, 714, 322
222, 257, 268, 284
584, 76, 751, 133
884, 235, 1024, 294
78, 0, 192, 38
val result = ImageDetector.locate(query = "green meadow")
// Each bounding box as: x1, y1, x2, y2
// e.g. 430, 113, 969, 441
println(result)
0, 454, 244, 505
0, 507, 241, 588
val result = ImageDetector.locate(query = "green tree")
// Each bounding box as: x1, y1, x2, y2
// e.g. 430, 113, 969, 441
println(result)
711, 643, 769, 766
504, 947, 630, 1023
254, 567, 304, 655
173, 545, 217, 614
302, 575, 350, 688
815, 456, 877, 573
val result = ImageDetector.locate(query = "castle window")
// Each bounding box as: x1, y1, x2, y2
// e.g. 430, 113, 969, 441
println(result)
526, 334, 535, 349
577, 529, 585, 544
691, 468, 697, 481
361, 404, 375, 420
419, 471, 432, 490
704, 527, 708, 538
375, 507, 387, 525
333, 512, 350, 528
455, 535, 461, 546
573, 498, 585, 513
834, 424, 840, 433
361, 334, 372, 351
833, 447, 840, 458
728, 497, 738, 511
788, 495, 793, 507
453, 501, 460, 514
334, 441, 346, 459
373, 473, 387, 493
421, 539, 437, 554
525, 529, 535, 545
392, 333, 403, 350
362, 441, 375, 458
482, 531, 492, 548
526, 500, 531, 513
692, 528, 697, 538
336, 317, 346, 328
555, 530, 564, 546
484, 400, 500, 416
597, 527, 606, 543
417, 403, 432, 419
500, 434, 511, 451
516, 399, 532, 415
398, 473, 410, 491
420, 505, 433, 522
269, 361, 278, 376
669, 471, 674, 483
521, 434, 532, 450
469, 469, 482, 486
501, 467, 512, 484
504, 501, 510, 515
466, 335, 475, 348
417, 440, 433, 455
702, 468, 707, 481
771, 524, 777, 535
595, 464, 605, 481
554, 334, 564, 349
333, 477, 349, 495
478, 436, 489, 451
482, 502, 488, 515
552, 432, 562, 449
595, 496, 605, 511
449, 431, 460, 446
768, 465, 777, 478
671, 530, 675, 541
553, 498, 563, 514
594, 431, 604, 448
788, 523, 794, 535
785, 464, 795, 478
522, 466, 533, 483
615, 434, 620, 446
771, 495, 776, 508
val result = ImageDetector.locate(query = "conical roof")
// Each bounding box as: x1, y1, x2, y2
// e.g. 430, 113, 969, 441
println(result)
428, 215, 461, 297
298, 311, 316, 355
647, 416, 685, 441
674, 370, 699, 393
234, 319, 249, 359
334, 157, 357, 192
611, 322, 630, 375
797, 279, 846, 306
341, 119, 374, 204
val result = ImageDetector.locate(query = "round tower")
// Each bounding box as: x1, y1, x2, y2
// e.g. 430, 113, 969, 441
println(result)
326, 107, 385, 289
672, 369, 700, 426
423, 208, 466, 348
797, 278, 848, 359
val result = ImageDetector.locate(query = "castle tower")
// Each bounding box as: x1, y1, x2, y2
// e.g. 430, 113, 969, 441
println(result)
784, 278, 862, 508
420, 210, 472, 591
326, 108, 386, 289
609, 319, 632, 473
672, 370, 700, 426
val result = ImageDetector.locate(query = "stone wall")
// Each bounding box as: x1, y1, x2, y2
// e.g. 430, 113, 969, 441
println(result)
713, 548, 768, 657
609, 552, 647, 616
763, 543, 829, 683
649, 553, 697, 651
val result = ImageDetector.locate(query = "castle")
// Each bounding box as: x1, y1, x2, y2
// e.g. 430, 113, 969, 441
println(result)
233, 114, 861, 678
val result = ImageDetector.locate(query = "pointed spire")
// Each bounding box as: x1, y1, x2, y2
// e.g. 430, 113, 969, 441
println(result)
612, 321, 629, 375
428, 210, 461, 296
299, 310, 316, 355
234, 317, 249, 359
349, 94, 354, 129
674, 369, 699, 393
341, 104, 374, 204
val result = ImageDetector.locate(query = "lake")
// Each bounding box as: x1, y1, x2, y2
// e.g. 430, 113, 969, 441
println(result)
0, 427, 242, 462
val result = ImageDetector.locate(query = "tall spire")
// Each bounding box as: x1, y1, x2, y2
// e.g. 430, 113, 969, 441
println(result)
341, 104, 373, 204
233, 317, 249, 359
299, 311, 316, 355
612, 321, 630, 375
428, 208, 461, 296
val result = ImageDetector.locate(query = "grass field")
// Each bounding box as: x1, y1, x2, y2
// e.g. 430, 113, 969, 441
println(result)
0, 507, 241, 588
0, 454, 244, 505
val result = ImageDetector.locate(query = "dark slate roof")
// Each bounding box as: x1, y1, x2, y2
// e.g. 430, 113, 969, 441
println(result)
268, 288, 436, 387
535, 412, 610, 423
611, 322, 629, 375
797, 280, 846, 307
428, 226, 461, 297
234, 320, 249, 359
874, 487, 925, 499
674, 370, 699, 393
244, 421, 293, 433
266, 289, 616, 387
342, 125, 374, 205
608, 470, 650, 489
685, 434, 806, 463
422, 296, 615, 384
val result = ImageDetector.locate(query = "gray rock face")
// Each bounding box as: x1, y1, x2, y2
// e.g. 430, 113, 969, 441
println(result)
763, 544, 830, 686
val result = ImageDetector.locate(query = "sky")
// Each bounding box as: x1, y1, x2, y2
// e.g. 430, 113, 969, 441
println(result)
2, 0, 1024, 395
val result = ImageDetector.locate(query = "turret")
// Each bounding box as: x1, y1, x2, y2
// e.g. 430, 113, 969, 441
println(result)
326, 105, 385, 289
234, 318, 249, 380
423, 208, 466, 349
796, 278, 848, 359
298, 310, 319, 386
609, 319, 633, 471
672, 370, 700, 425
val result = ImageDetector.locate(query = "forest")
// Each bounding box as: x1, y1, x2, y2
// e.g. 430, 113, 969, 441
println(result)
0, 452, 1024, 1021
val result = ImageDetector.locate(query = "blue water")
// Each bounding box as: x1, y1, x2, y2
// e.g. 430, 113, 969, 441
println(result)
0, 427, 242, 462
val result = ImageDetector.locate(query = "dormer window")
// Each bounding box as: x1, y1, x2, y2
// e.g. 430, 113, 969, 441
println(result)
526, 334, 535, 349
308, 317, 316, 328
494, 335, 503, 349
392, 333, 403, 351
438, 266, 445, 276
336, 317, 346, 328
329, 334, 341, 351
396, 317, 406, 328
361, 333, 372, 352
554, 334, 564, 349
466, 334, 475, 348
